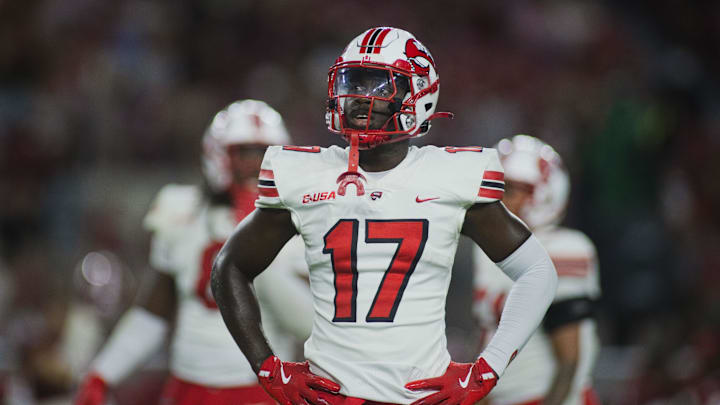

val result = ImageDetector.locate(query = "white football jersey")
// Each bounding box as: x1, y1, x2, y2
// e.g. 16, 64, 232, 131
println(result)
473, 226, 600, 405
144, 184, 311, 387
255, 144, 505, 403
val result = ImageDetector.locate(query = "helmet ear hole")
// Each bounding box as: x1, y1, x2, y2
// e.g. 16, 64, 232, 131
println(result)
424, 103, 433, 112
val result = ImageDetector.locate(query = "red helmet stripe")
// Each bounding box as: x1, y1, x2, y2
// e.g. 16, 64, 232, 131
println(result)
365, 28, 383, 53
359, 28, 378, 54
372, 28, 392, 54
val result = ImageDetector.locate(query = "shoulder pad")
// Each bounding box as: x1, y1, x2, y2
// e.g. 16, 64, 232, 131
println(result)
537, 227, 597, 258
256, 145, 343, 210
538, 227, 598, 279
422, 146, 504, 206
143, 184, 202, 233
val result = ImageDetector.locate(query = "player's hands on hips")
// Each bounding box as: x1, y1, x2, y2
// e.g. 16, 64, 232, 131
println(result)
258, 355, 341, 405
405, 357, 498, 405
74, 373, 108, 405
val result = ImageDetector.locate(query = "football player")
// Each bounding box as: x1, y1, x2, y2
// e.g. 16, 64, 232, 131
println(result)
212, 27, 559, 405
74, 100, 313, 405
473, 135, 601, 405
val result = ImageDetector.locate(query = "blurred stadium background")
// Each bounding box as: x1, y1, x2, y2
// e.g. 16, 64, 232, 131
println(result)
1, 1, 719, 404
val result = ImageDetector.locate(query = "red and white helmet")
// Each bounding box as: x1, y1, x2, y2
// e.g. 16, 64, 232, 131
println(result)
202, 99, 291, 192
496, 135, 570, 229
326, 27, 452, 149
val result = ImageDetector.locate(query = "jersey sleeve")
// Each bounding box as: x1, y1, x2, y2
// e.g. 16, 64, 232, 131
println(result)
255, 146, 287, 210
542, 230, 601, 331
551, 231, 601, 301
474, 148, 505, 204
142, 184, 200, 274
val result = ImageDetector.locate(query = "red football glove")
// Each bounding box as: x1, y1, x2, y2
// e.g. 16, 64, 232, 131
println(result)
74, 373, 108, 405
405, 357, 498, 405
258, 356, 342, 405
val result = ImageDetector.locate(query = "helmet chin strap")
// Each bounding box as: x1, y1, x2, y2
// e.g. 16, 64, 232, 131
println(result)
336, 133, 367, 196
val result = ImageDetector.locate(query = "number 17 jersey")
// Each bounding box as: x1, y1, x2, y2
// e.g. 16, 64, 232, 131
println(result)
255, 145, 504, 404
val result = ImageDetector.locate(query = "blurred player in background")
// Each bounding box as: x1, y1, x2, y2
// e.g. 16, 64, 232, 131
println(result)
74, 99, 313, 405
212, 27, 558, 405
474, 135, 601, 405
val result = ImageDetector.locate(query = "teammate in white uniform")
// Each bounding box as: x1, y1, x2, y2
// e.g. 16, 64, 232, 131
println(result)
473, 135, 601, 405
212, 28, 559, 405
73, 100, 313, 405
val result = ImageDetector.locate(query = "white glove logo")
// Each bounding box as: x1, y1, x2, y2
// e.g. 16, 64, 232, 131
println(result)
281, 364, 292, 384
458, 366, 473, 388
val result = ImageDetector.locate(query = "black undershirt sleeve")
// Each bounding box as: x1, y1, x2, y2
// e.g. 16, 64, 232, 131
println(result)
542, 297, 597, 332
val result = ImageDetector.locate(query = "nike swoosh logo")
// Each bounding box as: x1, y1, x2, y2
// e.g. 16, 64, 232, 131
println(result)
458, 366, 473, 388
281, 364, 292, 384
416, 196, 439, 203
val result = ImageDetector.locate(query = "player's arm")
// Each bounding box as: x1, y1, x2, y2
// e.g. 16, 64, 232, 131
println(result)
253, 238, 314, 343
461, 201, 558, 377
74, 270, 175, 405
212, 208, 340, 404
211, 207, 297, 372
543, 323, 580, 405
406, 202, 557, 405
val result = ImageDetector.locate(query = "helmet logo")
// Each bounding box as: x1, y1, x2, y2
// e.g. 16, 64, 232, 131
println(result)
404, 39, 435, 76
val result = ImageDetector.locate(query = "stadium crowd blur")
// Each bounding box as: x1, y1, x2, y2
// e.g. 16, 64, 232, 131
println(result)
1, 1, 719, 404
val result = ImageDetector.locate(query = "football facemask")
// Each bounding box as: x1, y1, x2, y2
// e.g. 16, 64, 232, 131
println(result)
326, 27, 453, 150
328, 27, 454, 197
330, 67, 412, 148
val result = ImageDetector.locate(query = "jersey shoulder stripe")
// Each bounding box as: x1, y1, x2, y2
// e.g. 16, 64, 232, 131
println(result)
419, 146, 505, 205
255, 145, 345, 210
258, 169, 278, 197
479, 170, 505, 199
143, 184, 202, 233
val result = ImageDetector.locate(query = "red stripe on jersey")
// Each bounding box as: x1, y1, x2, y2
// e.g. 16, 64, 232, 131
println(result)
478, 188, 504, 199
483, 171, 504, 181
557, 269, 589, 277
555, 267, 590, 277
553, 256, 592, 277
445, 146, 485, 153
473, 288, 487, 302
259, 169, 274, 180
258, 187, 278, 197
359, 29, 377, 54
552, 257, 592, 266
373, 28, 391, 54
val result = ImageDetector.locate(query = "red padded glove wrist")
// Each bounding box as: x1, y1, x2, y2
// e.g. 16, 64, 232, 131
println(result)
405, 357, 498, 405
258, 355, 341, 405
74, 373, 108, 405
